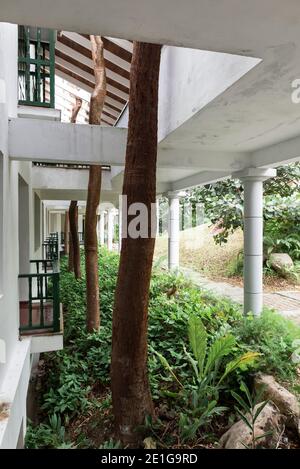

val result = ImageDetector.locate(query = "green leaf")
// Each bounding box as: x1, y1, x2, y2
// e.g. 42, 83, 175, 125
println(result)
240, 381, 253, 407
183, 345, 199, 380
231, 390, 250, 414
219, 351, 260, 384
152, 349, 183, 388
253, 400, 269, 423
188, 316, 207, 378
234, 407, 253, 431
254, 430, 273, 441
204, 334, 235, 376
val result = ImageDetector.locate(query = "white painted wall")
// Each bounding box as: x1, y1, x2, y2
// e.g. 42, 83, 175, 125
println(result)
0, 22, 21, 384
0, 23, 44, 449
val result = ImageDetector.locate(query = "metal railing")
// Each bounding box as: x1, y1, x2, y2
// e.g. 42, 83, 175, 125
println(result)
78, 232, 84, 245
19, 261, 60, 333
60, 231, 84, 246
43, 232, 59, 261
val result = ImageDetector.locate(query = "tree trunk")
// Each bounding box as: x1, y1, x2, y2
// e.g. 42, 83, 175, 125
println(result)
64, 211, 69, 256
69, 201, 81, 279
111, 42, 162, 445
68, 215, 74, 272
85, 35, 106, 332
71, 96, 82, 123
68, 97, 82, 273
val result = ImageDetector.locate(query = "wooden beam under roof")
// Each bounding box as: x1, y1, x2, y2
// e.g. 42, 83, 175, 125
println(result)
80, 34, 132, 63
57, 34, 130, 80
55, 63, 127, 106
102, 109, 118, 120
55, 48, 129, 95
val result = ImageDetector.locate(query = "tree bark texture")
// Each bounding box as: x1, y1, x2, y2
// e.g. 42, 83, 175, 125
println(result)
68, 97, 82, 273
85, 35, 106, 332
64, 210, 69, 255
111, 42, 162, 445
69, 200, 81, 279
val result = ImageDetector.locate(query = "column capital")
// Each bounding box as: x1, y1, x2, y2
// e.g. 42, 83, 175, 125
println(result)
108, 207, 118, 215
167, 190, 186, 200
234, 167, 277, 182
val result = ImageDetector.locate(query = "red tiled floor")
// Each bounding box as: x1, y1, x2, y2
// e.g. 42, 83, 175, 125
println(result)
19, 301, 54, 330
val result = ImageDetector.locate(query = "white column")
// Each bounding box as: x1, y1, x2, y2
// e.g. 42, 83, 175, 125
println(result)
53, 213, 61, 251
43, 204, 47, 240
107, 209, 115, 251
156, 198, 160, 237
167, 192, 183, 270
118, 208, 122, 253
234, 168, 276, 316
96, 214, 100, 243
78, 214, 83, 234
99, 211, 105, 246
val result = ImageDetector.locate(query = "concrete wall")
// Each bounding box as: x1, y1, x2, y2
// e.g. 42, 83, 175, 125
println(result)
0, 22, 43, 448
0, 22, 20, 383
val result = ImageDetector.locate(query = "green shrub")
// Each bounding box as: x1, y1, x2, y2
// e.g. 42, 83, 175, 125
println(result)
233, 309, 300, 381
25, 414, 75, 449
153, 316, 259, 442
27, 248, 300, 448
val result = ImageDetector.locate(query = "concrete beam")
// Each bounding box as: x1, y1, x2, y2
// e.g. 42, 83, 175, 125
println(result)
32, 167, 113, 191
39, 189, 119, 204
9, 118, 127, 166
158, 147, 251, 171
171, 170, 230, 191
9, 118, 252, 172
251, 134, 300, 168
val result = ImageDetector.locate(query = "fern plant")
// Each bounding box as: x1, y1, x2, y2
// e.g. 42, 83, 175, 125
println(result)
154, 316, 259, 442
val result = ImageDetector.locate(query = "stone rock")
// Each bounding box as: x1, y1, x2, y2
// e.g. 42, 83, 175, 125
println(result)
219, 402, 284, 449
269, 253, 294, 276
254, 373, 300, 435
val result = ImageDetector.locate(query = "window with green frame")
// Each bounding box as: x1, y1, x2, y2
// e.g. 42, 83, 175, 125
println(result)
18, 26, 55, 108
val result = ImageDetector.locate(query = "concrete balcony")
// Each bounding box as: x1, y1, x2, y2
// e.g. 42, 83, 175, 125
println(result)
18, 258, 63, 354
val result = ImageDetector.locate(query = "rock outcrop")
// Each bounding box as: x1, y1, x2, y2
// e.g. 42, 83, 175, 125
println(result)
254, 373, 300, 435
219, 402, 283, 449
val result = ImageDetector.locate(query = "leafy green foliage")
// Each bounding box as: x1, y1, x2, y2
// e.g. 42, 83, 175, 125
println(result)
25, 414, 75, 449
264, 194, 300, 262
183, 163, 300, 250
233, 310, 300, 381
153, 316, 259, 442
99, 439, 122, 449
27, 248, 300, 448
232, 382, 271, 449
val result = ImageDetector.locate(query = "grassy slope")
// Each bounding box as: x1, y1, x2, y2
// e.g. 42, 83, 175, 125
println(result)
155, 225, 299, 291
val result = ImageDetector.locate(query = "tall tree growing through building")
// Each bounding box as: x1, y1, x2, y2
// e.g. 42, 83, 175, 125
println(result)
84, 36, 106, 332
68, 200, 81, 278
68, 97, 82, 277
111, 42, 162, 444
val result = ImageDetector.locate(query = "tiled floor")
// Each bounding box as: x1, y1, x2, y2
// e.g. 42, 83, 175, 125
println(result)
19, 301, 54, 332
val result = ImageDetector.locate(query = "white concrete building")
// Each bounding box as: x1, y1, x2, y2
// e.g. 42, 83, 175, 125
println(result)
1, 1, 300, 448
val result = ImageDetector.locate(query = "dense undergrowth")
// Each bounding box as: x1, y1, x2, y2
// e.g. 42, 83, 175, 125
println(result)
26, 248, 300, 449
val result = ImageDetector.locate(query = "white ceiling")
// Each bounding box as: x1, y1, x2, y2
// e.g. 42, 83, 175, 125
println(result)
3, 0, 300, 197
